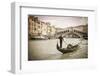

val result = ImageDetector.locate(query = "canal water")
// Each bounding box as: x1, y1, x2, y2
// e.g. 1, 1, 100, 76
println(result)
28, 38, 88, 60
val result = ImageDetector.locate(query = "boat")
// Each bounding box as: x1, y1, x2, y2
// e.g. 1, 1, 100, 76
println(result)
56, 43, 79, 54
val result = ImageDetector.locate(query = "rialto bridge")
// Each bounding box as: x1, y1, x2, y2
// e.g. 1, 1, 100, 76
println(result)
55, 28, 88, 39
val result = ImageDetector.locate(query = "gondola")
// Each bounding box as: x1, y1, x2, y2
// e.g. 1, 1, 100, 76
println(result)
56, 43, 79, 54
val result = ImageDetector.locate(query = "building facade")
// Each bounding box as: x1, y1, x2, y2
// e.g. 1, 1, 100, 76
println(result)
41, 21, 48, 36
28, 15, 56, 39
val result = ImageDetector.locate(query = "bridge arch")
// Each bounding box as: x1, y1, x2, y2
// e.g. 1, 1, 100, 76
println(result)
63, 32, 82, 38
55, 29, 85, 38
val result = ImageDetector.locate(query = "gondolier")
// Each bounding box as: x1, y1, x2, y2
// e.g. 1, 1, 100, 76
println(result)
57, 35, 79, 54
58, 35, 63, 48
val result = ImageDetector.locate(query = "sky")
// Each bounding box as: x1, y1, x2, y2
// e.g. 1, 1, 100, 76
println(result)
35, 15, 88, 28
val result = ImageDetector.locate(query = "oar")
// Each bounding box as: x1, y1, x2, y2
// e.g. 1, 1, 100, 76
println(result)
63, 39, 68, 45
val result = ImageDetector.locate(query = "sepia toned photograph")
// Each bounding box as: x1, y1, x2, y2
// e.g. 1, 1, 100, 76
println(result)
28, 15, 88, 60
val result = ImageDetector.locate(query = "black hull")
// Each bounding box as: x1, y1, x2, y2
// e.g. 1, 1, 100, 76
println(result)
56, 43, 79, 54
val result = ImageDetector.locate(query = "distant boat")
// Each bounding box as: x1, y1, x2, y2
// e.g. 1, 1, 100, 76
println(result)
56, 43, 79, 54
31, 35, 48, 40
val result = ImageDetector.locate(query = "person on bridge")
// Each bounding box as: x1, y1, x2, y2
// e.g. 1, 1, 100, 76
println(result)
58, 35, 63, 48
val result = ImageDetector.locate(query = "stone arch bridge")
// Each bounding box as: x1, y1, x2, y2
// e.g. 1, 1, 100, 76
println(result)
55, 29, 88, 39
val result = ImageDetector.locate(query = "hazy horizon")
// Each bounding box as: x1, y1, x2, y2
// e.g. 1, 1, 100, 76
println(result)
34, 15, 88, 28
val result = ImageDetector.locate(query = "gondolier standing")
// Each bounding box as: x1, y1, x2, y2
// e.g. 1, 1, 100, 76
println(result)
58, 35, 63, 48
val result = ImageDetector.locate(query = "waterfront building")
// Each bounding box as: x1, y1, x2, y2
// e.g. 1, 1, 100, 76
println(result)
46, 22, 51, 36
28, 16, 56, 39
50, 25, 56, 36
41, 21, 48, 36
